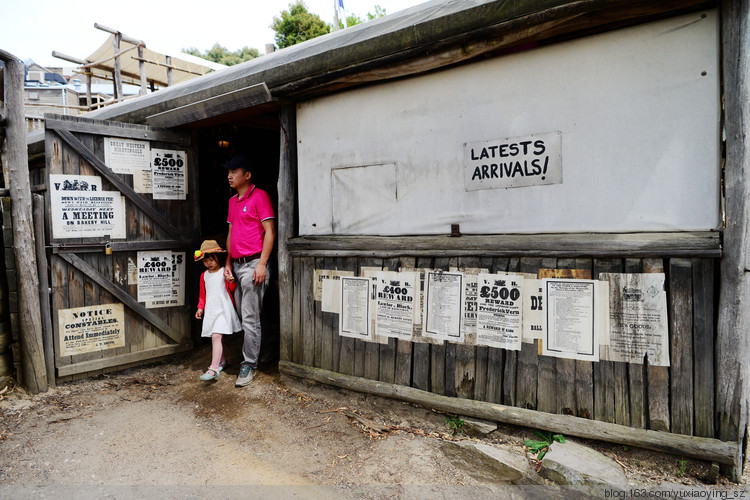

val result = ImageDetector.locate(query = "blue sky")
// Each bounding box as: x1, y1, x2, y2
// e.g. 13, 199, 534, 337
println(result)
1, 0, 427, 67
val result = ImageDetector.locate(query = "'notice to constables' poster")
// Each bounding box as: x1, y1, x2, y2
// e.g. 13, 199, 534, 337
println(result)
423, 271, 464, 342
475, 273, 523, 350
58, 303, 125, 356
374, 271, 417, 340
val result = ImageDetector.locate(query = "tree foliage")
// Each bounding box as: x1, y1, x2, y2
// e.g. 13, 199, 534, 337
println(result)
271, 1, 330, 49
336, 5, 387, 29
183, 43, 260, 66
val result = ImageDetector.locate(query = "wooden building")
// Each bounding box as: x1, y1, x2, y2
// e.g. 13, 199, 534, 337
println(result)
10, 0, 749, 480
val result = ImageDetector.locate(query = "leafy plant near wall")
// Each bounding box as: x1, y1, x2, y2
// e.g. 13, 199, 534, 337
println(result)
524, 430, 566, 460
444, 415, 465, 436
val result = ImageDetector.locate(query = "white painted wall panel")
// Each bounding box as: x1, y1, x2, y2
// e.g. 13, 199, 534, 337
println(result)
297, 10, 721, 236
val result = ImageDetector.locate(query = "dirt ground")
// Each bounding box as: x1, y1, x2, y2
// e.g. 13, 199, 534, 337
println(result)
0, 336, 747, 498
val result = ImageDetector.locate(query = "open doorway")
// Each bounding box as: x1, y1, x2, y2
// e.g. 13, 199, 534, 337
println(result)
193, 116, 281, 364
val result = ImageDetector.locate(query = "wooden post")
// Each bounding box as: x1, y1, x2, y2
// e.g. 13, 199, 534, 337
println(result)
112, 33, 123, 100
717, 0, 750, 481
32, 194, 54, 386
137, 46, 147, 96
0, 50, 47, 393
278, 106, 296, 362
166, 56, 174, 87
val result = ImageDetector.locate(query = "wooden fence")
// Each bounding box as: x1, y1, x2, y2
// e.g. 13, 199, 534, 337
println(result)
283, 253, 718, 440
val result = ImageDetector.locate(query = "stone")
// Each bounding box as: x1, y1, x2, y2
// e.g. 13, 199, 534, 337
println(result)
539, 439, 627, 488
441, 440, 530, 484
460, 416, 498, 437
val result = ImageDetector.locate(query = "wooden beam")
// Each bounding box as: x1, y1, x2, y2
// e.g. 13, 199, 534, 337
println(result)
0, 49, 47, 393
288, 233, 722, 258
32, 194, 55, 387
58, 253, 181, 343
45, 114, 189, 146
56, 343, 190, 377
716, 0, 750, 481
278, 106, 297, 362
279, 361, 739, 468
145, 83, 273, 128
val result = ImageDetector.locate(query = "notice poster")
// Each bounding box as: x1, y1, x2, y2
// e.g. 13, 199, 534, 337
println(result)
423, 271, 464, 342
151, 149, 187, 200
522, 279, 544, 343
339, 276, 371, 340
137, 251, 174, 305
58, 303, 125, 356
104, 137, 150, 174
314, 269, 355, 301
50, 174, 126, 239
145, 252, 185, 308
133, 169, 152, 194
542, 279, 600, 361
600, 273, 669, 366
374, 271, 417, 340
475, 273, 523, 350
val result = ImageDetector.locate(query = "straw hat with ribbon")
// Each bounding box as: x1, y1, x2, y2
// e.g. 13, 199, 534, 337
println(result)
194, 239, 226, 261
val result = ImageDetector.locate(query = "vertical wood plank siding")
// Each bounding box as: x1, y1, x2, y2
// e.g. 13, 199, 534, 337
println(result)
279, 254, 720, 437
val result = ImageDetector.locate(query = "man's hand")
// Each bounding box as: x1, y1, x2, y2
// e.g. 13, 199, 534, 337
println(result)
195, 309, 203, 319
253, 262, 267, 286
224, 263, 234, 282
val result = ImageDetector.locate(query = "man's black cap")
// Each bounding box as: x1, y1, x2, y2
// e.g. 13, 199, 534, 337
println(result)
222, 154, 254, 174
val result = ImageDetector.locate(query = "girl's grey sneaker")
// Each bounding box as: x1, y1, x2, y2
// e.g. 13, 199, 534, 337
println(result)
236, 365, 255, 387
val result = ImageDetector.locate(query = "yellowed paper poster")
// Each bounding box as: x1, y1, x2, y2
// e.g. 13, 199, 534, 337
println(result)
58, 303, 125, 356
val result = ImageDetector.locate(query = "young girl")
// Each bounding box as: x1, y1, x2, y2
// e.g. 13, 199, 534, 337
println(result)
194, 240, 241, 381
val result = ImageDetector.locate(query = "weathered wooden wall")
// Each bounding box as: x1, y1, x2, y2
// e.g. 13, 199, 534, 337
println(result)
283, 254, 718, 439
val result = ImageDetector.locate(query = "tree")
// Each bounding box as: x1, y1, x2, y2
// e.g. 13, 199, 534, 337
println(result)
271, 1, 330, 49
335, 5, 387, 29
183, 44, 260, 66
367, 5, 387, 20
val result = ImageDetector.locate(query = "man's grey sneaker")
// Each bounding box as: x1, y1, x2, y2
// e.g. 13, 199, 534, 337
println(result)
236, 365, 255, 387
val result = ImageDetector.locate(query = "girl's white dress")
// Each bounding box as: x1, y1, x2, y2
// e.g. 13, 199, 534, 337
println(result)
201, 270, 241, 337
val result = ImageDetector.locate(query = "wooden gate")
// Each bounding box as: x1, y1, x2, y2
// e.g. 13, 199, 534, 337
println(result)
43, 114, 197, 378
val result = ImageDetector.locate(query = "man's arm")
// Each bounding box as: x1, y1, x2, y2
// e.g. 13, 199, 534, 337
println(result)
224, 224, 234, 282
253, 219, 276, 285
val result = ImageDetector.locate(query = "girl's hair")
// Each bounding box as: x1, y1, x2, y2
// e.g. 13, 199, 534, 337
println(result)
203, 253, 226, 266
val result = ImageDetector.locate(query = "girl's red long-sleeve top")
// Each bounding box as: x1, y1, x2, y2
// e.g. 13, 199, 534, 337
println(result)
197, 270, 237, 310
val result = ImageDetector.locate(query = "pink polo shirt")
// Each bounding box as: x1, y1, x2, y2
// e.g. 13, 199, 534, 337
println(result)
227, 185, 275, 258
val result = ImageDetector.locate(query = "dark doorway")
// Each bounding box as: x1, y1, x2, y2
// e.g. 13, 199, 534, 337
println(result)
193, 117, 281, 364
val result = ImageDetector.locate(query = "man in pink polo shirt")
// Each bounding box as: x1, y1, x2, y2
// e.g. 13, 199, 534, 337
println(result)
222, 154, 276, 387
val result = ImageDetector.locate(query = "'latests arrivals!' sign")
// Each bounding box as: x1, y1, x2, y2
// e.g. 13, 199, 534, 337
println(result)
464, 131, 562, 191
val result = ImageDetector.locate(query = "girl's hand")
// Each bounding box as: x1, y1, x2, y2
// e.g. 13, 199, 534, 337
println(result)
195, 309, 203, 319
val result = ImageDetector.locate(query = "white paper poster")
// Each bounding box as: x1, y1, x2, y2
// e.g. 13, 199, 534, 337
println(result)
104, 137, 150, 174
374, 271, 417, 340
600, 273, 670, 366
58, 303, 125, 356
522, 278, 545, 343
475, 273, 524, 350
151, 149, 187, 200
314, 269, 355, 301
145, 252, 185, 308
137, 251, 174, 305
50, 174, 125, 239
423, 271, 465, 342
339, 276, 371, 340
542, 279, 601, 361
